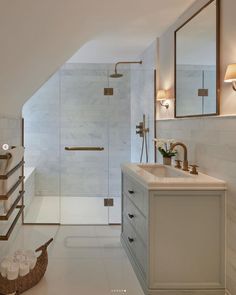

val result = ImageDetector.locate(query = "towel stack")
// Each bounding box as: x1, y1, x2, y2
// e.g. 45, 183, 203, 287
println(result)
0, 146, 24, 215
0, 249, 37, 280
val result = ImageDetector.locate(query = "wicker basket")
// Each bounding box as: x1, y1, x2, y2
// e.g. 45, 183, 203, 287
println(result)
0, 238, 53, 295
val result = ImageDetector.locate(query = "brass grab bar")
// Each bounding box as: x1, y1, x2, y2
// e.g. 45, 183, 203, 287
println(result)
65, 146, 104, 151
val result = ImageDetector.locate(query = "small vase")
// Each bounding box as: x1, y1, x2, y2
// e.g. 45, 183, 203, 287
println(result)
163, 156, 172, 165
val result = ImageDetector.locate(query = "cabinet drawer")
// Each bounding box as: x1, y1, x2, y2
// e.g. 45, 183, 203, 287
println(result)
123, 174, 147, 216
123, 194, 147, 245
123, 216, 147, 277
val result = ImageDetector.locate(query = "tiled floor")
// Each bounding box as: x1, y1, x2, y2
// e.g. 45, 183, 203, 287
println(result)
1, 225, 144, 295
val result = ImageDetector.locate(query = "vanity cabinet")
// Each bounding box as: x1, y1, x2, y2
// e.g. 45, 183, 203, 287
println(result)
121, 171, 226, 295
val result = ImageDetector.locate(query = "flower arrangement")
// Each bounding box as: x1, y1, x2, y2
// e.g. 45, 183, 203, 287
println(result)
155, 138, 177, 158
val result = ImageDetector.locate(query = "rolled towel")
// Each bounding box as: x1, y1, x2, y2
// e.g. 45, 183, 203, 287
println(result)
7, 262, 19, 280
24, 250, 37, 270
14, 249, 25, 256
3, 255, 15, 262
14, 254, 27, 263
0, 259, 12, 277
19, 261, 30, 277
24, 250, 35, 258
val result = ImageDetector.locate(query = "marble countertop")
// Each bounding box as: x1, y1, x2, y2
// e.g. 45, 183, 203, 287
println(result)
121, 163, 227, 191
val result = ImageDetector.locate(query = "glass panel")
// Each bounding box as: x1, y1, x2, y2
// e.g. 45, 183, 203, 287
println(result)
59, 65, 109, 224
108, 67, 131, 224
23, 73, 60, 224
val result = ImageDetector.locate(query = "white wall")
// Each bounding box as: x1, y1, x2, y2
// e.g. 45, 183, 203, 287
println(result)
157, 1, 236, 294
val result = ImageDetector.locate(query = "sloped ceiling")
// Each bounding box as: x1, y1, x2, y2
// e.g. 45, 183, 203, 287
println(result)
0, 0, 195, 116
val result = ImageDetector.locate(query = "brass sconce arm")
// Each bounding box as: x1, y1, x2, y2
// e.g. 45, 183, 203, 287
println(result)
159, 100, 169, 109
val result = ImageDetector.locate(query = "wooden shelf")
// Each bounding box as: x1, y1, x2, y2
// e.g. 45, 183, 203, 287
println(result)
0, 153, 12, 160
0, 176, 24, 200
0, 205, 24, 241
0, 191, 24, 221
0, 160, 24, 180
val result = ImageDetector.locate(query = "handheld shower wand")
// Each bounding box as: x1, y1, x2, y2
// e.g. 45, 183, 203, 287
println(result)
136, 114, 149, 163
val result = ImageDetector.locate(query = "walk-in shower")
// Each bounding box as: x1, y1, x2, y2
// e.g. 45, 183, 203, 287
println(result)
22, 63, 131, 225
22, 62, 156, 225
110, 61, 142, 78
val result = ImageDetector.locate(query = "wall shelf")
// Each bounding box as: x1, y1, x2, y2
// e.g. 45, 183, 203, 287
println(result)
0, 191, 25, 221
0, 152, 24, 241
0, 205, 24, 241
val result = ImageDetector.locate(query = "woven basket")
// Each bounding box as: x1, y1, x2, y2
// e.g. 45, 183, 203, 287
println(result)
0, 238, 53, 295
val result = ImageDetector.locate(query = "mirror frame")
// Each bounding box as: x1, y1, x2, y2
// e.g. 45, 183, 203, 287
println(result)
174, 0, 220, 118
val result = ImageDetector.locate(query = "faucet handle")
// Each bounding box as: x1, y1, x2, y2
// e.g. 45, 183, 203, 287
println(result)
190, 164, 199, 175
175, 160, 182, 169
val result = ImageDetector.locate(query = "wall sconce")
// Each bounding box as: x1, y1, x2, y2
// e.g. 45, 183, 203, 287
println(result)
224, 64, 236, 91
156, 90, 169, 109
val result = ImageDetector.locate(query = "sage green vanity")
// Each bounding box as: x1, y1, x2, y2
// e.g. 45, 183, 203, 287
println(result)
121, 163, 226, 295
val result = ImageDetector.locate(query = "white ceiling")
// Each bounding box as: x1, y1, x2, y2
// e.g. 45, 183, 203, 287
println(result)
0, 0, 195, 115
67, 0, 196, 63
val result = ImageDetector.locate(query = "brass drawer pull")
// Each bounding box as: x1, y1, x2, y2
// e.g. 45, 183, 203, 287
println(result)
65, 146, 104, 151
128, 237, 134, 243
128, 213, 134, 219
128, 190, 134, 194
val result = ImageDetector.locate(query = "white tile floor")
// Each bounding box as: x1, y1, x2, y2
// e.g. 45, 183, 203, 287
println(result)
1, 225, 144, 295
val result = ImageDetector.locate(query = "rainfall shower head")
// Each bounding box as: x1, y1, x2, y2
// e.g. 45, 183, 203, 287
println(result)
109, 61, 142, 78
109, 72, 123, 78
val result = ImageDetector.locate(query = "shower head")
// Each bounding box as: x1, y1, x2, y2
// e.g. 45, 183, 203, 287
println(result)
109, 72, 123, 78
109, 60, 142, 78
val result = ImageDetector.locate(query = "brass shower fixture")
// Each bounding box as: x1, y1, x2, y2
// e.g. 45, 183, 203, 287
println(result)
110, 61, 142, 78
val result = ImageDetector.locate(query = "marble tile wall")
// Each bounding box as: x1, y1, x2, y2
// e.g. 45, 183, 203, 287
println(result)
130, 40, 157, 163
156, 116, 236, 295
23, 63, 131, 201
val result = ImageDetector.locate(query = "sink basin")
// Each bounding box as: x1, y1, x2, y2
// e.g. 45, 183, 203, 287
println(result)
138, 164, 190, 178
121, 163, 226, 190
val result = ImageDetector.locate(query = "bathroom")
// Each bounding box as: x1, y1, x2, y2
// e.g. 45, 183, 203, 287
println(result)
0, 0, 236, 294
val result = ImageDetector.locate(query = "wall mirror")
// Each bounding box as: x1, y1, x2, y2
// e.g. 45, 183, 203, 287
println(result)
175, 0, 220, 118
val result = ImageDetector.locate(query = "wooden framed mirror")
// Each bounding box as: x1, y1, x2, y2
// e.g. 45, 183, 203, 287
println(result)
175, 0, 220, 118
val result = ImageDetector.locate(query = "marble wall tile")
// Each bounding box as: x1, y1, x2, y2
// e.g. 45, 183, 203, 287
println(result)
23, 63, 131, 200
156, 116, 236, 295
130, 41, 157, 163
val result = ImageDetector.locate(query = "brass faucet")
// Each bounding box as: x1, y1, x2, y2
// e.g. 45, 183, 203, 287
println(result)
170, 142, 189, 171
